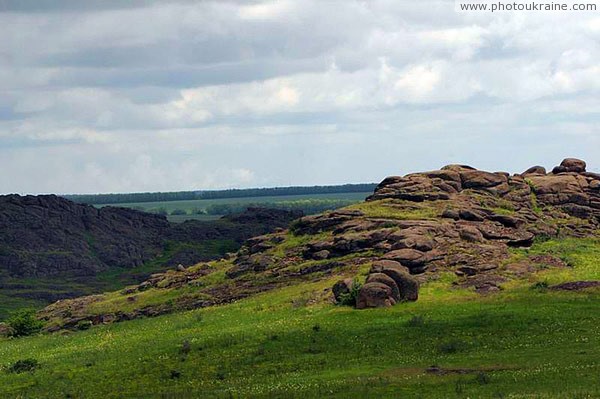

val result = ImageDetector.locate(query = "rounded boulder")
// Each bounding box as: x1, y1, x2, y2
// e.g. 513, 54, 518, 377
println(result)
356, 282, 394, 309
366, 273, 400, 301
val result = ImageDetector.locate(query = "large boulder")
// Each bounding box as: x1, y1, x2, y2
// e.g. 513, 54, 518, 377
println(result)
370, 260, 411, 274
356, 282, 395, 309
522, 166, 546, 175
390, 235, 435, 252
555, 158, 586, 174
369, 260, 419, 301
366, 273, 400, 301
383, 249, 427, 269
460, 170, 507, 189
458, 225, 485, 242
368, 173, 457, 202
526, 174, 589, 206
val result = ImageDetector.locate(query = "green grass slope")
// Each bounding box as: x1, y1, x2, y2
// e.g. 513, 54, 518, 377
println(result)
1, 238, 599, 398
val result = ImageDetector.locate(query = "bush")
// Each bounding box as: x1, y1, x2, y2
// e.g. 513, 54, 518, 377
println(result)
76, 320, 93, 331
338, 279, 362, 307
6, 310, 44, 337
170, 209, 188, 216
7, 358, 39, 374
475, 372, 491, 385
148, 207, 168, 216
406, 315, 425, 327
438, 339, 466, 354
530, 281, 549, 291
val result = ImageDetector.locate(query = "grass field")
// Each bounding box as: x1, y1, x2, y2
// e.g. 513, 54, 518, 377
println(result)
1, 238, 599, 398
96, 192, 372, 221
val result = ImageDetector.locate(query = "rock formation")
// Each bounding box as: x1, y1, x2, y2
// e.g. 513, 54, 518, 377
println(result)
325, 157, 599, 302
0, 195, 301, 279
38, 158, 600, 328
0, 195, 302, 305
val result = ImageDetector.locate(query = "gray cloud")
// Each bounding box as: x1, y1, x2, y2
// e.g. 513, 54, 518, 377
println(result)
1, 0, 599, 194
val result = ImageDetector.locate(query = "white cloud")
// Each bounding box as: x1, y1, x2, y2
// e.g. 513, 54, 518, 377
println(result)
238, 1, 295, 20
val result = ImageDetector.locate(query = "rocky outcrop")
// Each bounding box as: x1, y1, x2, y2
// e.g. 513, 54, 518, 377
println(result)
0, 195, 170, 278
550, 281, 600, 291
322, 158, 598, 300
0, 197, 301, 280
39, 158, 600, 328
0, 196, 302, 305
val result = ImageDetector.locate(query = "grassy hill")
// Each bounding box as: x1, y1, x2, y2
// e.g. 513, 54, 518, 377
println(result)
0, 237, 598, 398
1, 159, 599, 398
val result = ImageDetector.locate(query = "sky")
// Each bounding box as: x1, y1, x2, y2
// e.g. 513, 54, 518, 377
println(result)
1, 0, 600, 194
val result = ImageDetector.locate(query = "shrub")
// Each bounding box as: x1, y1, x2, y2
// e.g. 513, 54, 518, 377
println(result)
170, 209, 188, 216
76, 320, 93, 331
438, 339, 466, 354
149, 207, 168, 216
215, 368, 226, 380
476, 372, 491, 385
6, 310, 44, 337
180, 340, 191, 356
291, 295, 310, 308
406, 315, 425, 327
7, 359, 39, 374
338, 279, 362, 307
530, 281, 549, 291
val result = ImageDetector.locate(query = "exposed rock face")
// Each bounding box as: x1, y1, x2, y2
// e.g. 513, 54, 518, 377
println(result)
0, 195, 170, 278
550, 281, 600, 291
0, 197, 301, 279
0, 196, 302, 305
366, 273, 400, 301
369, 158, 599, 222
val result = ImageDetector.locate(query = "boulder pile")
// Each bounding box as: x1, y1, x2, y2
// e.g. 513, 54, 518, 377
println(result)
324, 157, 599, 307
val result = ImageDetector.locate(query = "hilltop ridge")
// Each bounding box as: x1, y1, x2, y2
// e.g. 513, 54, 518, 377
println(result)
38, 158, 600, 330
0, 195, 301, 317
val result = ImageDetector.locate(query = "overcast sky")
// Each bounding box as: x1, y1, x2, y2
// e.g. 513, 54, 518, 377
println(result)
1, 0, 599, 194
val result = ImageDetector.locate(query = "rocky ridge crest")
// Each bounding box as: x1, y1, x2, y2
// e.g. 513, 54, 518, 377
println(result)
38, 158, 600, 329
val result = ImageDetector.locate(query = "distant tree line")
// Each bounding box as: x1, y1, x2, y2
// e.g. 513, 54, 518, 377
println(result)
63, 184, 377, 205
143, 199, 359, 217
202, 199, 358, 215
